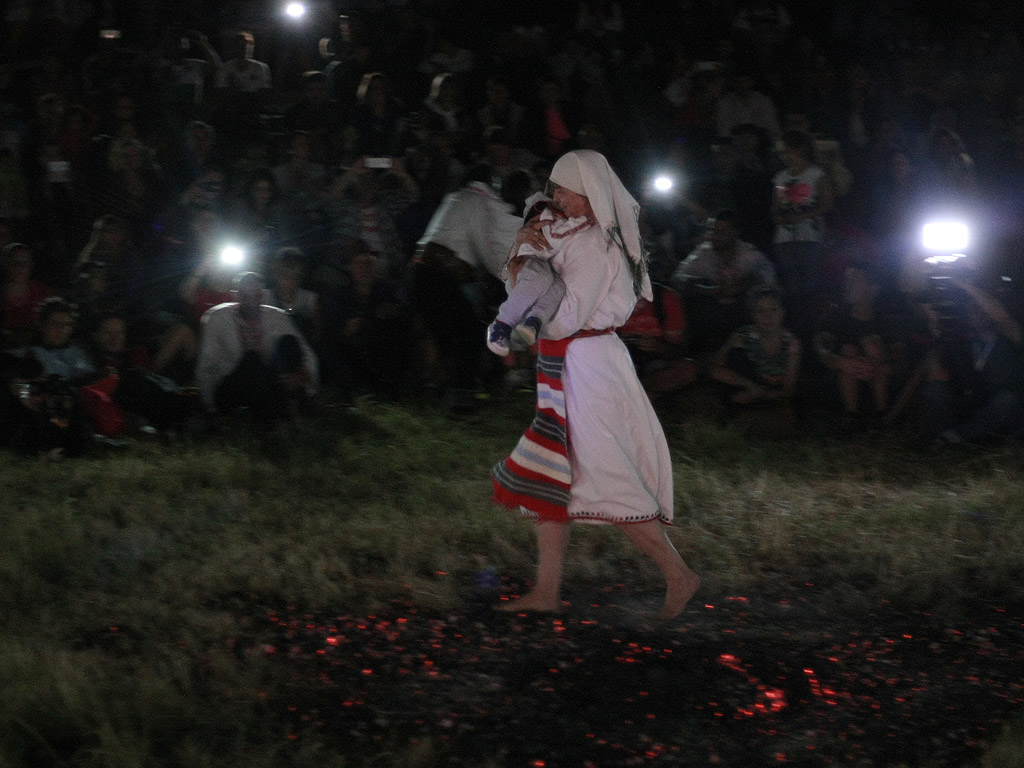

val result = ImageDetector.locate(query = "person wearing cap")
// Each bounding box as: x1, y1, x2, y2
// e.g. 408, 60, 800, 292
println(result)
491, 149, 700, 619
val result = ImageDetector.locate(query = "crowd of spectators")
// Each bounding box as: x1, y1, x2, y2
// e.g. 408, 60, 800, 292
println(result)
3, 0, 1024, 455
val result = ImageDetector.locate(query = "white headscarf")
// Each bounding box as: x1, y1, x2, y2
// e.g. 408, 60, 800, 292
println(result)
548, 149, 651, 301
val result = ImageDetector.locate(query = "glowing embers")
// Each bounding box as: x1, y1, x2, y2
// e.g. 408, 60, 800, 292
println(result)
716, 653, 788, 717
239, 598, 1024, 766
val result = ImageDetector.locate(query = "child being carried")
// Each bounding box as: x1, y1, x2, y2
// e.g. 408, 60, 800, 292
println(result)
486, 193, 589, 356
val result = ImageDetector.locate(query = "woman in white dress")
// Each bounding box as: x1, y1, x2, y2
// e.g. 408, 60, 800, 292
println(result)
492, 150, 700, 618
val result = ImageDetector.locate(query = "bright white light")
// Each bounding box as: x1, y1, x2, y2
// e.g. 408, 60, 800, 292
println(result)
653, 175, 674, 193
220, 245, 245, 266
922, 221, 969, 253
285, 2, 306, 19
924, 253, 967, 266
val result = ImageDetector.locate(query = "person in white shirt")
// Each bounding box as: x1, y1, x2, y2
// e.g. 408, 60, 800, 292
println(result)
196, 272, 317, 418
410, 166, 528, 395
716, 71, 781, 145
673, 210, 777, 358
216, 32, 272, 93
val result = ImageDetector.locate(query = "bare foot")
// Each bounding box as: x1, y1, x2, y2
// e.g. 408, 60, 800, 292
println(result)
496, 591, 561, 613
658, 571, 701, 620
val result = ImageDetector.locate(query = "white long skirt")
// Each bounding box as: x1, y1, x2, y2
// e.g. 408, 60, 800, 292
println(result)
561, 334, 674, 524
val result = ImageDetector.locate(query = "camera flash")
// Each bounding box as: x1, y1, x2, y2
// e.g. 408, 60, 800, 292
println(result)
221, 245, 245, 266
285, 2, 306, 18
922, 221, 969, 253
653, 175, 674, 193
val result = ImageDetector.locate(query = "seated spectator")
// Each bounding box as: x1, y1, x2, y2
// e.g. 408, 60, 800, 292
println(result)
711, 287, 802, 420
213, 31, 273, 144
83, 311, 197, 434
814, 261, 899, 431
283, 71, 346, 164
147, 29, 224, 127
521, 74, 580, 162
716, 70, 781, 145
732, 1, 794, 67
728, 125, 776, 253
0, 351, 91, 458
324, 156, 418, 280
482, 126, 538, 190
477, 76, 524, 146
97, 136, 167, 248
17, 298, 96, 383
322, 248, 412, 399
417, 29, 475, 78
922, 126, 978, 207
272, 130, 328, 206
71, 214, 197, 382
348, 72, 407, 161
169, 121, 223, 193
2, 242, 51, 349
196, 272, 318, 419
227, 168, 288, 269
618, 283, 699, 402
421, 72, 473, 155
922, 278, 1024, 449
261, 246, 320, 344
28, 142, 77, 268
216, 31, 273, 95
160, 164, 230, 248
672, 210, 777, 359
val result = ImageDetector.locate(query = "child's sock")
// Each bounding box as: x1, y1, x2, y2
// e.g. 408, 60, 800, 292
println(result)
511, 316, 542, 348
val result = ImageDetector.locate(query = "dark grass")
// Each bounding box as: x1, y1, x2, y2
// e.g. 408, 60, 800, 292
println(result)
1, 388, 1023, 767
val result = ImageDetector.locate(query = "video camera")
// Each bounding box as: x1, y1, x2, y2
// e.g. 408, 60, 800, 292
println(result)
18, 374, 76, 427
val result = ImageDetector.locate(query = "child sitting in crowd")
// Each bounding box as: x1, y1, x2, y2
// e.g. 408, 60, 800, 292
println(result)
711, 287, 802, 413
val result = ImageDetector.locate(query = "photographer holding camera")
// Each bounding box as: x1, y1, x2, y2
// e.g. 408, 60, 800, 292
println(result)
921, 277, 1024, 449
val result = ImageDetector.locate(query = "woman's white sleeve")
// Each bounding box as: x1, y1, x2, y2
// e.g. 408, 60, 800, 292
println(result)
543, 234, 612, 339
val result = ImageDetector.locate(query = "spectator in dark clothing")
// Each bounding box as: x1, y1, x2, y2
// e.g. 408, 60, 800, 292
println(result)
521, 74, 580, 162
923, 278, 1024, 448
282, 71, 347, 165
2, 242, 51, 350
322, 248, 412, 399
0, 351, 90, 458
814, 261, 901, 431
96, 136, 167, 248
349, 72, 408, 160
83, 311, 197, 434
711, 287, 802, 429
477, 76, 524, 146
226, 168, 289, 273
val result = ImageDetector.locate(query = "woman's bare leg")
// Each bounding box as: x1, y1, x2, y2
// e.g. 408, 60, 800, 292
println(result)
498, 521, 569, 612
619, 520, 700, 619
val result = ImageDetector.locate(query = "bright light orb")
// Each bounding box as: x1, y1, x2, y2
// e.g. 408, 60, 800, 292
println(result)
653, 175, 674, 193
221, 245, 245, 266
285, 2, 306, 19
922, 221, 969, 253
